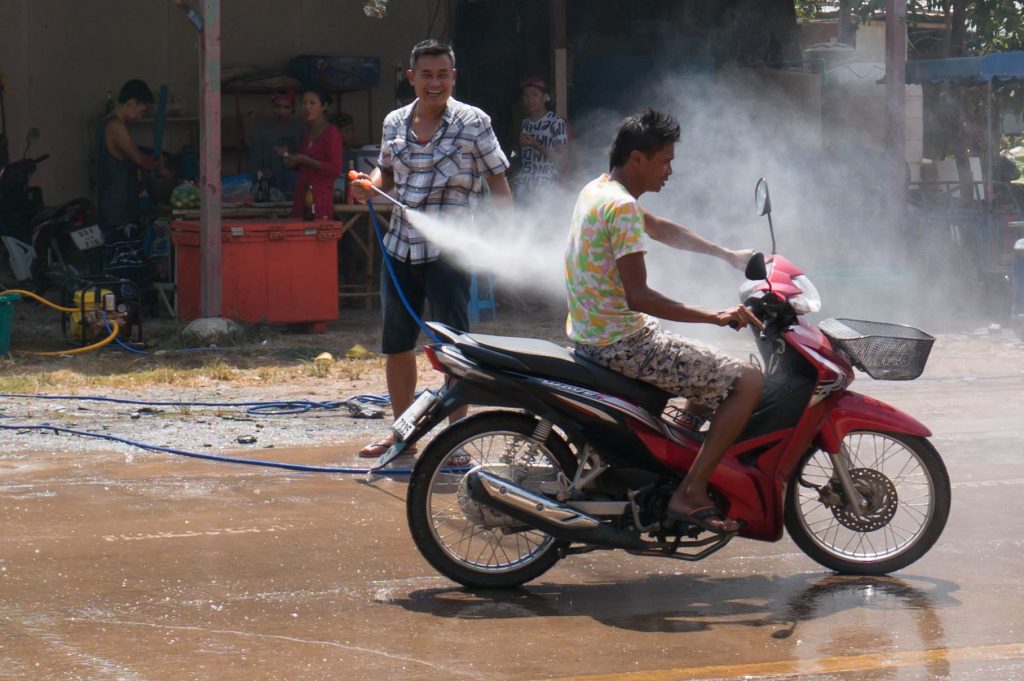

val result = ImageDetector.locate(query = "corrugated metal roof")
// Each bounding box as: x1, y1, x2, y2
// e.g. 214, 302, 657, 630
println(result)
906, 51, 1024, 84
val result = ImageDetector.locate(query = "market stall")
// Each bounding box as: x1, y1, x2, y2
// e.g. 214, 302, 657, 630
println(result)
906, 51, 1024, 283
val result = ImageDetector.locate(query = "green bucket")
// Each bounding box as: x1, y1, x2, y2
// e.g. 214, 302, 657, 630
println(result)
0, 293, 20, 357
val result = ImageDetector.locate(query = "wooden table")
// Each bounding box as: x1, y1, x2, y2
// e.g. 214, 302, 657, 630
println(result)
167, 202, 392, 309
167, 202, 293, 220
334, 203, 392, 308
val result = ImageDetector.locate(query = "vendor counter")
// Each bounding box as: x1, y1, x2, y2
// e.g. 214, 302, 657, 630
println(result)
169, 203, 392, 330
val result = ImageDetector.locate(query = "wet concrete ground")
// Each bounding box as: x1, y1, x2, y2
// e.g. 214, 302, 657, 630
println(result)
3, 334, 1024, 680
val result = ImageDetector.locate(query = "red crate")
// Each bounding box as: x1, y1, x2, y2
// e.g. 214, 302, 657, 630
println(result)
171, 219, 342, 331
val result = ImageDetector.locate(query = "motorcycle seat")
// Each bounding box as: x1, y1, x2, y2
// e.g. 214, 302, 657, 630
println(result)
29, 198, 89, 228
455, 331, 673, 415
30, 206, 63, 227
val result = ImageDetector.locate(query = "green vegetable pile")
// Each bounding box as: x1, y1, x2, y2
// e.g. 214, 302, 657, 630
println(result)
171, 182, 201, 209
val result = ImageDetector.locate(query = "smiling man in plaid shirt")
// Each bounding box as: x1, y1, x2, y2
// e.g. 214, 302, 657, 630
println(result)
351, 38, 512, 458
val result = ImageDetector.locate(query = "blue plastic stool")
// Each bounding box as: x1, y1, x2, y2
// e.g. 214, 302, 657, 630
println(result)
468, 272, 496, 323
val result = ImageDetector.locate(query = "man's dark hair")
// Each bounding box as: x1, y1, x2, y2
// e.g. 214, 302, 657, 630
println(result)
608, 108, 680, 171
118, 79, 154, 105
410, 39, 455, 70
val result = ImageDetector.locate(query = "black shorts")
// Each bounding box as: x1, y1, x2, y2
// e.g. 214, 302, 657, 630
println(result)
380, 254, 470, 354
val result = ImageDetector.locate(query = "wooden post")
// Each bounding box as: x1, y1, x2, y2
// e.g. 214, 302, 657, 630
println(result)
550, 0, 568, 121
885, 0, 907, 231
199, 0, 222, 317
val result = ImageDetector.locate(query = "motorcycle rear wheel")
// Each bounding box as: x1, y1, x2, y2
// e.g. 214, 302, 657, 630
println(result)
406, 411, 577, 589
785, 431, 950, 575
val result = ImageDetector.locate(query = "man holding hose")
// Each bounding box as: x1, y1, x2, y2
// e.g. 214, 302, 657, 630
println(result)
350, 39, 512, 458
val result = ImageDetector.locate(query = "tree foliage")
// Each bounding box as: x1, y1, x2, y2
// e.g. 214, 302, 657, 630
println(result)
794, 1, 1024, 55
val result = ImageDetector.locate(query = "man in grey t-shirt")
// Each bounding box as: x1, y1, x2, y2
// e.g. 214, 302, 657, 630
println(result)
248, 92, 304, 196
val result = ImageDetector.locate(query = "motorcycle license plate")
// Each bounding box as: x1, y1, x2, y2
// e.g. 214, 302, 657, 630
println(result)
390, 390, 438, 440
70, 225, 103, 250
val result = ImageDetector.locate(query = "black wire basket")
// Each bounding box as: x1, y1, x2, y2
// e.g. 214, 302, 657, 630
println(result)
818, 318, 935, 380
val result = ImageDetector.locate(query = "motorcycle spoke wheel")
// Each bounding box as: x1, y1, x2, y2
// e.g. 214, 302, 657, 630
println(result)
407, 412, 576, 588
786, 431, 950, 575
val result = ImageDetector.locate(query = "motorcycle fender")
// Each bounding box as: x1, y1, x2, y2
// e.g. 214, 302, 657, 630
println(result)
815, 391, 932, 453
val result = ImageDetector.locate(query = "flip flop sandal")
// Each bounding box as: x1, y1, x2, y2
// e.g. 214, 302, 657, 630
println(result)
358, 438, 417, 459
665, 506, 740, 535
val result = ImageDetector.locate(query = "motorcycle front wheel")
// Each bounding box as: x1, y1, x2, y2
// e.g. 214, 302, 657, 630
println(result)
406, 411, 577, 589
785, 431, 950, 575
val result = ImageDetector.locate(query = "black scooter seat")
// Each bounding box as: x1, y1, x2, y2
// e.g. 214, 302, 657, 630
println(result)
454, 331, 672, 414
29, 206, 63, 227
29, 198, 88, 228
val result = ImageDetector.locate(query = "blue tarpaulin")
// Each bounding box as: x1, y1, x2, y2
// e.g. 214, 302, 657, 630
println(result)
906, 51, 1024, 85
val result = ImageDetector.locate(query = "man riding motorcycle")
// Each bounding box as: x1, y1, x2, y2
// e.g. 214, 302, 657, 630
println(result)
565, 108, 763, 534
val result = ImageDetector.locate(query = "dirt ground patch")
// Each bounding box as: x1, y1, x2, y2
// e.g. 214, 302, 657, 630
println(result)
2, 291, 1022, 459
0, 297, 567, 457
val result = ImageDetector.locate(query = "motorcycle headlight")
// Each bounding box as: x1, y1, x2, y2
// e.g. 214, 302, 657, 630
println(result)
790, 275, 822, 314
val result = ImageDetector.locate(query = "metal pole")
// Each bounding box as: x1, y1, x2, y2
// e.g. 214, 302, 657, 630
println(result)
986, 79, 993, 204
550, 0, 568, 121
885, 0, 907, 232
199, 0, 222, 318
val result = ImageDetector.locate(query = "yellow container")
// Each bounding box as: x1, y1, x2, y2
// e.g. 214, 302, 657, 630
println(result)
69, 288, 112, 341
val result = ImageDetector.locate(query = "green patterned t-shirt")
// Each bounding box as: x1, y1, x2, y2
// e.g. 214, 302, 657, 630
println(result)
565, 174, 652, 346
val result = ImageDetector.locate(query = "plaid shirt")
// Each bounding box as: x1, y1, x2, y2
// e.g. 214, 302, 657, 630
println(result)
377, 98, 509, 263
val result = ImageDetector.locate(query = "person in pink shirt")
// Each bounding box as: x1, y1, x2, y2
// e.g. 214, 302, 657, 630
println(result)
277, 88, 343, 219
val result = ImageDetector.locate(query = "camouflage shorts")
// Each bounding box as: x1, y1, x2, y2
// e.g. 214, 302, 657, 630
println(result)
576, 321, 745, 410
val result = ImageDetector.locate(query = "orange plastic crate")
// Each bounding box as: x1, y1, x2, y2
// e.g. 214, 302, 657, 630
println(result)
171, 219, 342, 330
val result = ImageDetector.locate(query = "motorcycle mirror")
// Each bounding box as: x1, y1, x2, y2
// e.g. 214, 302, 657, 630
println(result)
754, 177, 777, 254
754, 177, 771, 216
744, 252, 767, 280
23, 128, 39, 158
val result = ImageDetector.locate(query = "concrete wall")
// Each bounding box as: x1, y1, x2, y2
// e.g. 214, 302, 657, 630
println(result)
0, 0, 442, 203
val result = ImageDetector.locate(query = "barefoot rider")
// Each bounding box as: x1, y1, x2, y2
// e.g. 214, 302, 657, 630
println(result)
565, 109, 765, 534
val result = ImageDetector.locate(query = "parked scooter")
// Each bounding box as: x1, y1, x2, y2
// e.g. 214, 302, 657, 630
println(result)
385, 178, 950, 589
0, 129, 102, 291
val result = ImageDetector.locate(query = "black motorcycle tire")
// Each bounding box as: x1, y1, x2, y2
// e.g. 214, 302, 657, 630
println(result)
785, 432, 950, 575
406, 411, 578, 589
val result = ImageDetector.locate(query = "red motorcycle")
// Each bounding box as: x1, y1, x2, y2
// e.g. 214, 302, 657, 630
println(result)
389, 178, 950, 588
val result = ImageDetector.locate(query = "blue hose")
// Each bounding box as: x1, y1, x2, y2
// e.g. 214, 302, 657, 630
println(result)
0, 392, 414, 474
0, 421, 412, 475
367, 202, 442, 344
0, 391, 390, 416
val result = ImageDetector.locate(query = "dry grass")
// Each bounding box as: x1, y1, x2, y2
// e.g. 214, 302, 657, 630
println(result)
0, 292, 565, 395
0, 355, 389, 394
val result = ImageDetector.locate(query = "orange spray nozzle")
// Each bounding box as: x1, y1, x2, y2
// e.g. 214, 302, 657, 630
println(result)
347, 169, 371, 188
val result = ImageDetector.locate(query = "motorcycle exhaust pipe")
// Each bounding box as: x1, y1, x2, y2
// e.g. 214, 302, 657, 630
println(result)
466, 470, 649, 551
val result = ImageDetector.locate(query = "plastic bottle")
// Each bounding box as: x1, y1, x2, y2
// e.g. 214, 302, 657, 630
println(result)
303, 183, 315, 221
254, 169, 264, 202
